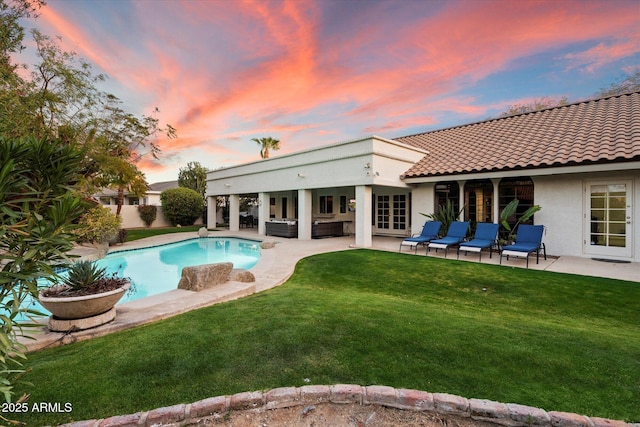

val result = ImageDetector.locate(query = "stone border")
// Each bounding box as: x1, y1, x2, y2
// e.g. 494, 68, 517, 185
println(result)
59, 384, 638, 427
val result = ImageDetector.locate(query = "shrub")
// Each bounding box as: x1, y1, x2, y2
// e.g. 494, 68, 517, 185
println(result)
0, 136, 87, 405
76, 206, 122, 243
160, 187, 203, 226
137, 205, 157, 227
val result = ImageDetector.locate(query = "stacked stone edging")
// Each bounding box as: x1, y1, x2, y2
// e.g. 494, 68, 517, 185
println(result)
58, 384, 638, 427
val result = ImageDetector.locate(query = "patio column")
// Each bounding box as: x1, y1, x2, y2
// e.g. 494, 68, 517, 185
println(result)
355, 185, 372, 247
297, 189, 312, 240
458, 180, 466, 220
229, 194, 240, 232
492, 178, 501, 223
258, 192, 269, 236
207, 196, 217, 228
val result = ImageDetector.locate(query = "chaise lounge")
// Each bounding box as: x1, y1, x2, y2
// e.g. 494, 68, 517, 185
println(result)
399, 221, 442, 254
457, 222, 499, 262
427, 221, 469, 258
500, 224, 546, 268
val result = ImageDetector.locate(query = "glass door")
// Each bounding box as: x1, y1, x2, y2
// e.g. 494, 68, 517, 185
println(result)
584, 181, 632, 258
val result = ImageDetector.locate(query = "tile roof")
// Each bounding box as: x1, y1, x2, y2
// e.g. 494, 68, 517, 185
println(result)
397, 91, 640, 179
148, 180, 179, 192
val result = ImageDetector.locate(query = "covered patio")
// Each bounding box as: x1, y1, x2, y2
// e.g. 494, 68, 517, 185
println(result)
205, 136, 427, 247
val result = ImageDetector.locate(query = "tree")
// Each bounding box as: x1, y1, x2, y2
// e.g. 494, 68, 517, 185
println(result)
178, 161, 207, 198
252, 136, 280, 159
0, 136, 87, 408
160, 187, 204, 226
86, 95, 177, 216
499, 96, 568, 117
0, 0, 45, 76
0, 12, 177, 216
594, 67, 640, 97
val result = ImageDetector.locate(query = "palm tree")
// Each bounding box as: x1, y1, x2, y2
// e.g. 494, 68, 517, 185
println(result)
252, 136, 280, 159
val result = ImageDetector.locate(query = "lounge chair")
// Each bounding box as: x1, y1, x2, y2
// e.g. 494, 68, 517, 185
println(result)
500, 224, 546, 268
427, 221, 469, 258
399, 221, 442, 254
457, 222, 499, 262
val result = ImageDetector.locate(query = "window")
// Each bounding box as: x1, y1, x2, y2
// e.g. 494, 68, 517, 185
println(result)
281, 197, 288, 219
434, 181, 460, 213
498, 177, 534, 229
340, 195, 347, 213
320, 196, 333, 214
464, 180, 493, 224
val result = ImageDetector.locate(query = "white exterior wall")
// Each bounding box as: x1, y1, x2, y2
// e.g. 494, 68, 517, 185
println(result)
533, 176, 584, 257
535, 171, 640, 261
107, 205, 203, 229
205, 136, 426, 197
410, 184, 436, 236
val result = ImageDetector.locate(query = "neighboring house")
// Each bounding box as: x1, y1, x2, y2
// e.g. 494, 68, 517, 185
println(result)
95, 180, 179, 207
205, 91, 640, 262
94, 181, 188, 229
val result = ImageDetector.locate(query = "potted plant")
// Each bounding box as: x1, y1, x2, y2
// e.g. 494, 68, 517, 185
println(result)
39, 260, 130, 332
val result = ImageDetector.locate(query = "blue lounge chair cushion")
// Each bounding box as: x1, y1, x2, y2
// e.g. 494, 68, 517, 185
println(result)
505, 242, 540, 253
459, 239, 494, 249
460, 223, 499, 249
402, 221, 441, 243
404, 235, 438, 243
430, 236, 464, 246
429, 221, 469, 246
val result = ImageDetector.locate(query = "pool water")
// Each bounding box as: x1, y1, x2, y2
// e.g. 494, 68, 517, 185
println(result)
21, 237, 261, 317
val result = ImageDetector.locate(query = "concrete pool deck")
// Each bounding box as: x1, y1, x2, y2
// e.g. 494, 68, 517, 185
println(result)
20, 229, 640, 352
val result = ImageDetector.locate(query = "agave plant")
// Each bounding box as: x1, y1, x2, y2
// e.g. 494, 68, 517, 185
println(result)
61, 261, 107, 291
421, 199, 465, 236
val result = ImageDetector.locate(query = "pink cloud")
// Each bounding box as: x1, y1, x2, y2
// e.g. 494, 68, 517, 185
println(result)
34, 0, 640, 182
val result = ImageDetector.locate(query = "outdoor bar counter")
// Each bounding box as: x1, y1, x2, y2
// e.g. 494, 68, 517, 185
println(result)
312, 221, 344, 238
265, 220, 344, 239
265, 220, 298, 238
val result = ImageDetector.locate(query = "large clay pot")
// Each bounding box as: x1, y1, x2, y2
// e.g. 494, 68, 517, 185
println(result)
39, 283, 130, 320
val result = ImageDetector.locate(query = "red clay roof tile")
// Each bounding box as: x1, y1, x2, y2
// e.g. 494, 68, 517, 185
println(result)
397, 92, 640, 178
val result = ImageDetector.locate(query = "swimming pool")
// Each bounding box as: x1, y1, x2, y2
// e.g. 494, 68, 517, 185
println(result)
22, 237, 261, 317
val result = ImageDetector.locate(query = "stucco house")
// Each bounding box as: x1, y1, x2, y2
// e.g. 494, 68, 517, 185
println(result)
95, 180, 179, 207
205, 91, 640, 262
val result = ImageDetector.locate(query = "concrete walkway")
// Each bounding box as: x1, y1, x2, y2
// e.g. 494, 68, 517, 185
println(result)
22, 229, 640, 352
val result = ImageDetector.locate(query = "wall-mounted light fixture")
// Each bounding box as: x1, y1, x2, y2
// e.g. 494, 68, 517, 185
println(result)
297, 173, 305, 178
364, 162, 371, 169
224, 183, 231, 187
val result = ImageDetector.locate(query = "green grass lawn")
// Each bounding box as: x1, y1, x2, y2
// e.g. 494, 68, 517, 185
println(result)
125, 225, 203, 241
16, 250, 640, 425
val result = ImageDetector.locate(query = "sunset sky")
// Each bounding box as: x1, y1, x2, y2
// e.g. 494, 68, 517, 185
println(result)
24, 0, 640, 184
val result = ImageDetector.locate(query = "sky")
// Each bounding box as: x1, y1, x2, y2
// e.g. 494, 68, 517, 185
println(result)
21, 0, 640, 184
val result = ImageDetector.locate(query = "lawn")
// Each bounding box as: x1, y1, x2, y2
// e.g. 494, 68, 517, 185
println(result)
124, 225, 203, 241
15, 250, 640, 425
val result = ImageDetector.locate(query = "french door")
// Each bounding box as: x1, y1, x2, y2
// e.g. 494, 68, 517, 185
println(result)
375, 194, 407, 234
584, 181, 633, 258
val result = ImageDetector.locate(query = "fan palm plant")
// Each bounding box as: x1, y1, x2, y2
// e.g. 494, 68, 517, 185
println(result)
252, 136, 280, 159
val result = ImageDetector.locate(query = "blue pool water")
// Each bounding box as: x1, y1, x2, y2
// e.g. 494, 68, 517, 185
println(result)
22, 237, 261, 317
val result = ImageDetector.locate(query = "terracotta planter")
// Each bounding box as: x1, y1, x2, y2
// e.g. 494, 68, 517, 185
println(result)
39, 283, 130, 320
